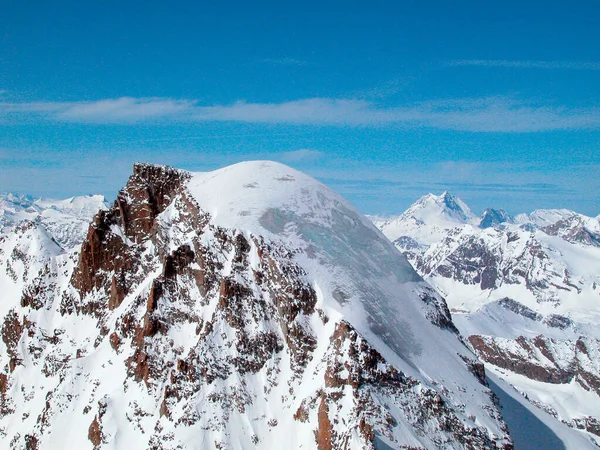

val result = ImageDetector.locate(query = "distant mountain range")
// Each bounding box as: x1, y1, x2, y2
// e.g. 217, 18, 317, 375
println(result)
371, 192, 600, 441
0, 193, 108, 250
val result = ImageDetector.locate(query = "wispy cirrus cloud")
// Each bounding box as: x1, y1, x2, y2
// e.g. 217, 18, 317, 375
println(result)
279, 149, 324, 162
0, 97, 193, 122
58, 97, 193, 121
2, 95, 600, 132
448, 59, 600, 70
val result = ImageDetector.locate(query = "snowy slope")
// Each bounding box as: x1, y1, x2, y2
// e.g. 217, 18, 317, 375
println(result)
488, 373, 597, 450
0, 163, 519, 449
514, 209, 579, 228
453, 298, 600, 341
0, 221, 64, 318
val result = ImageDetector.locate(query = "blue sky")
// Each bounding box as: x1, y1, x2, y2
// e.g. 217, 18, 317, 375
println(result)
1, 1, 599, 216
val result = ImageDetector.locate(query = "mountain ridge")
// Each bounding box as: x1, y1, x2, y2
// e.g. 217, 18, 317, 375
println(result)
0, 162, 516, 449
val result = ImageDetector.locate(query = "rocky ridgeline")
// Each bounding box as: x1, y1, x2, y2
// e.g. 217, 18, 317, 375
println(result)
405, 228, 585, 305
0, 164, 512, 449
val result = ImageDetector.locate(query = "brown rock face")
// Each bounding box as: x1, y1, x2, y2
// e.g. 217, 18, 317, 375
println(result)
163, 244, 195, 279
0, 372, 10, 415
316, 394, 333, 450
88, 400, 107, 446
325, 321, 399, 390
108, 272, 126, 310
109, 332, 121, 350
70, 209, 133, 307
70, 163, 191, 311
88, 416, 102, 447
470, 335, 586, 385
0, 372, 7, 397
116, 163, 191, 243
24, 434, 38, 450
1, 310, 24, 372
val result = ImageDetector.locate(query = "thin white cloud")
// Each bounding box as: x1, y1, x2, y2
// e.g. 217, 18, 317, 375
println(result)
57, 97, 193, 122
448, 60, 600, 70
279, 149, 324, 162
1, 95, 600, 132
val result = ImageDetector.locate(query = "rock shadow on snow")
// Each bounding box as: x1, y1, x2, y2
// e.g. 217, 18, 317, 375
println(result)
488, 378, 566, 450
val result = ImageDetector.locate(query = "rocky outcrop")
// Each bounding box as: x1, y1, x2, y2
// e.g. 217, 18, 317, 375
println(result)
479, 209, 513, 229
68, 163, 196, 320
471, 334, 600, 393
542, 216, 600, 247
88, 399, 107, 447
116, 163, 191, 243
1, 310, 25, 372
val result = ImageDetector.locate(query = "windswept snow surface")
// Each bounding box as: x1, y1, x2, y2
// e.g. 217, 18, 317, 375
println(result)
186, 161, 504, 438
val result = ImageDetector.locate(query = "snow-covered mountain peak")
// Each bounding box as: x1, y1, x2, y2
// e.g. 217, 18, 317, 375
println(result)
187, 160, 365, 236
410, 191, 476, 224
438, 190, 472, 215
372, 191, 477, 245
186, 161, 459, 367
479, 208, 514, 229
